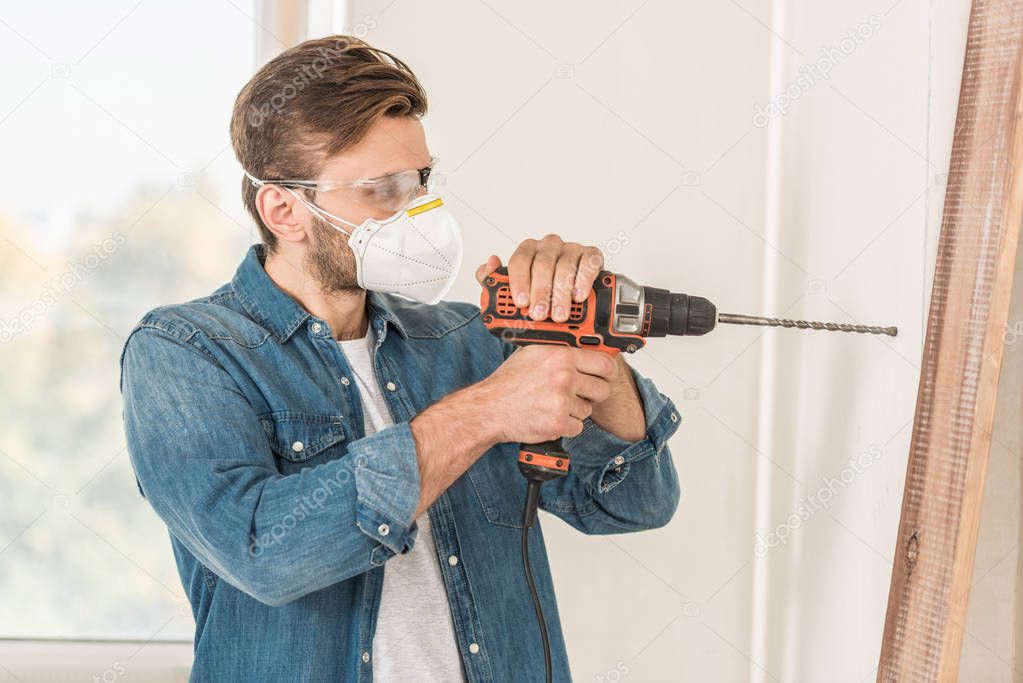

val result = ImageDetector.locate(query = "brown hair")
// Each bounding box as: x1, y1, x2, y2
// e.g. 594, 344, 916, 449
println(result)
230, 35, 427, 250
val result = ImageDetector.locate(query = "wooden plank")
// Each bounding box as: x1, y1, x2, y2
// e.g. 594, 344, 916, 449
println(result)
878, 1, 1023, 680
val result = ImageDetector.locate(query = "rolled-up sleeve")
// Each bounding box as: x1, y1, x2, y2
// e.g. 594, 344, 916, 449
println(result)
548, 363, 682, 533
351, 422, 421, 556
565, 366, 680, 491
121, 323, 421, 607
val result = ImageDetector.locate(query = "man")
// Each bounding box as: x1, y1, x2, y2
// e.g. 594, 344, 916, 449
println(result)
120, 35, 680, 682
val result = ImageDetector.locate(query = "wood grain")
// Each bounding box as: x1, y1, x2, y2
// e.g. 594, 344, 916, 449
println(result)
878, 0, 1023, 680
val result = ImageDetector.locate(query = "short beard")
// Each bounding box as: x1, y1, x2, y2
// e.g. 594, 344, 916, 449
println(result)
305, 216, 361, 295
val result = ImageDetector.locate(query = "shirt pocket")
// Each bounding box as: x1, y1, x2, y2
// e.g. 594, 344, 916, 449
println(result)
466, 443, 529, 529
260, 412, 347, 474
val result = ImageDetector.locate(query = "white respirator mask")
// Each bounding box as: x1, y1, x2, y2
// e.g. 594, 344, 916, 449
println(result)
295, 192, 463, 304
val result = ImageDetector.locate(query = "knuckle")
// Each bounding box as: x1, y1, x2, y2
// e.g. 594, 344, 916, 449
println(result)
552, 274, 574, 297
551, 369, 573, 389
581, 247, 604, 269
540, 233, 562, 244
557, 395, 572, 412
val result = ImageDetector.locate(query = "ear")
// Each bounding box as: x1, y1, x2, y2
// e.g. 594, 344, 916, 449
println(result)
255, 185, 310, 245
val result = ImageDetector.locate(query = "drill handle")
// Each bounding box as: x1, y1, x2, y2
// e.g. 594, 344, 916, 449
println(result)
518, 438, 569, 528
517, 439, 570, 481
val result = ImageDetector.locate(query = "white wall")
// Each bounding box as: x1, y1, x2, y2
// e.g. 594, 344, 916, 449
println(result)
757, 0, 972, 680
348, 1, 1013, 681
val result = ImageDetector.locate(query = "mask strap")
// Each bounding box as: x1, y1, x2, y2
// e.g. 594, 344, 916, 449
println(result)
283, 187, 358, 236
243, 169, 265, 187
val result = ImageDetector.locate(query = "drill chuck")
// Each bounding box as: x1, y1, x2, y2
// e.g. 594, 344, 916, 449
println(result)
670, 293, 717, 336
638, 286, 718, 337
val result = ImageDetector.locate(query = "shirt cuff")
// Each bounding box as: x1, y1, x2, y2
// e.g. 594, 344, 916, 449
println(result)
352, 421, 421, 557
563, 366, 680, 493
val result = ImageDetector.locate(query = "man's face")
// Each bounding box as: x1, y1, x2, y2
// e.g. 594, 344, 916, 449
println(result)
303, 115, 432, 294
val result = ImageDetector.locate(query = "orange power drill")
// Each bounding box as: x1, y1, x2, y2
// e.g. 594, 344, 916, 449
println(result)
479, 266, 718, 502
480, 263, 896, 494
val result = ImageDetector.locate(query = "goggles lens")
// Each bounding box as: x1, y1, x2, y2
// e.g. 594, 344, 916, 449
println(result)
344, 158, 438, 213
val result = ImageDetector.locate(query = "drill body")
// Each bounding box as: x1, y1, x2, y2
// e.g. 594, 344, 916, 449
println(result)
480, 267, 717, 356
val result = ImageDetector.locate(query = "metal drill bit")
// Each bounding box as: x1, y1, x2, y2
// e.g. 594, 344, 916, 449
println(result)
717, 312, 898, 337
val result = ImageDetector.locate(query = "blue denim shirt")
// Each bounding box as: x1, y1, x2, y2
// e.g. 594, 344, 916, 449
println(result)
120, 245, 681, 682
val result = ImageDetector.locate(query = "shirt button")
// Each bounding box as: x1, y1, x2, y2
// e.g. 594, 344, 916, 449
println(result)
340, 376, 351, 386
361, 651, 370, 663
292, 441, 304, 453
378, 523, 390, 536
613, 455, 625, 466
671, 412, 679, 423
311, 322, 322, 333
468, 643, 480, 654
448, 555, 458, 566
385, 381, 397, 391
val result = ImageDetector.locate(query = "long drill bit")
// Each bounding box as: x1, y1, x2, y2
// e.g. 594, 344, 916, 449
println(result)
717, 312, 898, 337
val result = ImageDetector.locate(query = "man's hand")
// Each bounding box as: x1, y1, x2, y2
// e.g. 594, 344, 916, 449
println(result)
478, 345, 615, 443
474, 235, 605, 323
411, 243, 648, 519
473, 235, 648, 443
408, 345, 615, 518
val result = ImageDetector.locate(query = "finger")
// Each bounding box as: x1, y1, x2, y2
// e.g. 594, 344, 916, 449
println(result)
572, 349, 618, 380
573, 246, 605, 302
529, 235, 563, 320
475, 254, 502, 284
507, 240, 538, 309
560, 416, 586, 438
569, 396, 594, 421
573, 374, 612, 403
551, 246, 583, 322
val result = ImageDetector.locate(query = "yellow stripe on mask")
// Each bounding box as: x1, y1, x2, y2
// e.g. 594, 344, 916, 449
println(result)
406, 198, 443, 217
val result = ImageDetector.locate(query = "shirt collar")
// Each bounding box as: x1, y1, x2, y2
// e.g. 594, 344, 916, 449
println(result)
231, 245, 408, 343
366, 289, 409, 341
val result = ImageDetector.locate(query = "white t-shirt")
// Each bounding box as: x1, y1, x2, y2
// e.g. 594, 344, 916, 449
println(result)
337, 329, 464, 682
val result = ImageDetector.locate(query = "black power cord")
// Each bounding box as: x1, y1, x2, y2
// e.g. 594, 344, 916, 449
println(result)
521, 478, 553, 683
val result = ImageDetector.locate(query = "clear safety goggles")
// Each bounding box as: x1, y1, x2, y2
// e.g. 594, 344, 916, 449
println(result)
246, 157, 439, 214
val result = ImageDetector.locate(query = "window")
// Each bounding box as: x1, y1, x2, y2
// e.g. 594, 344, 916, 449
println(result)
0, 0, 260, 641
